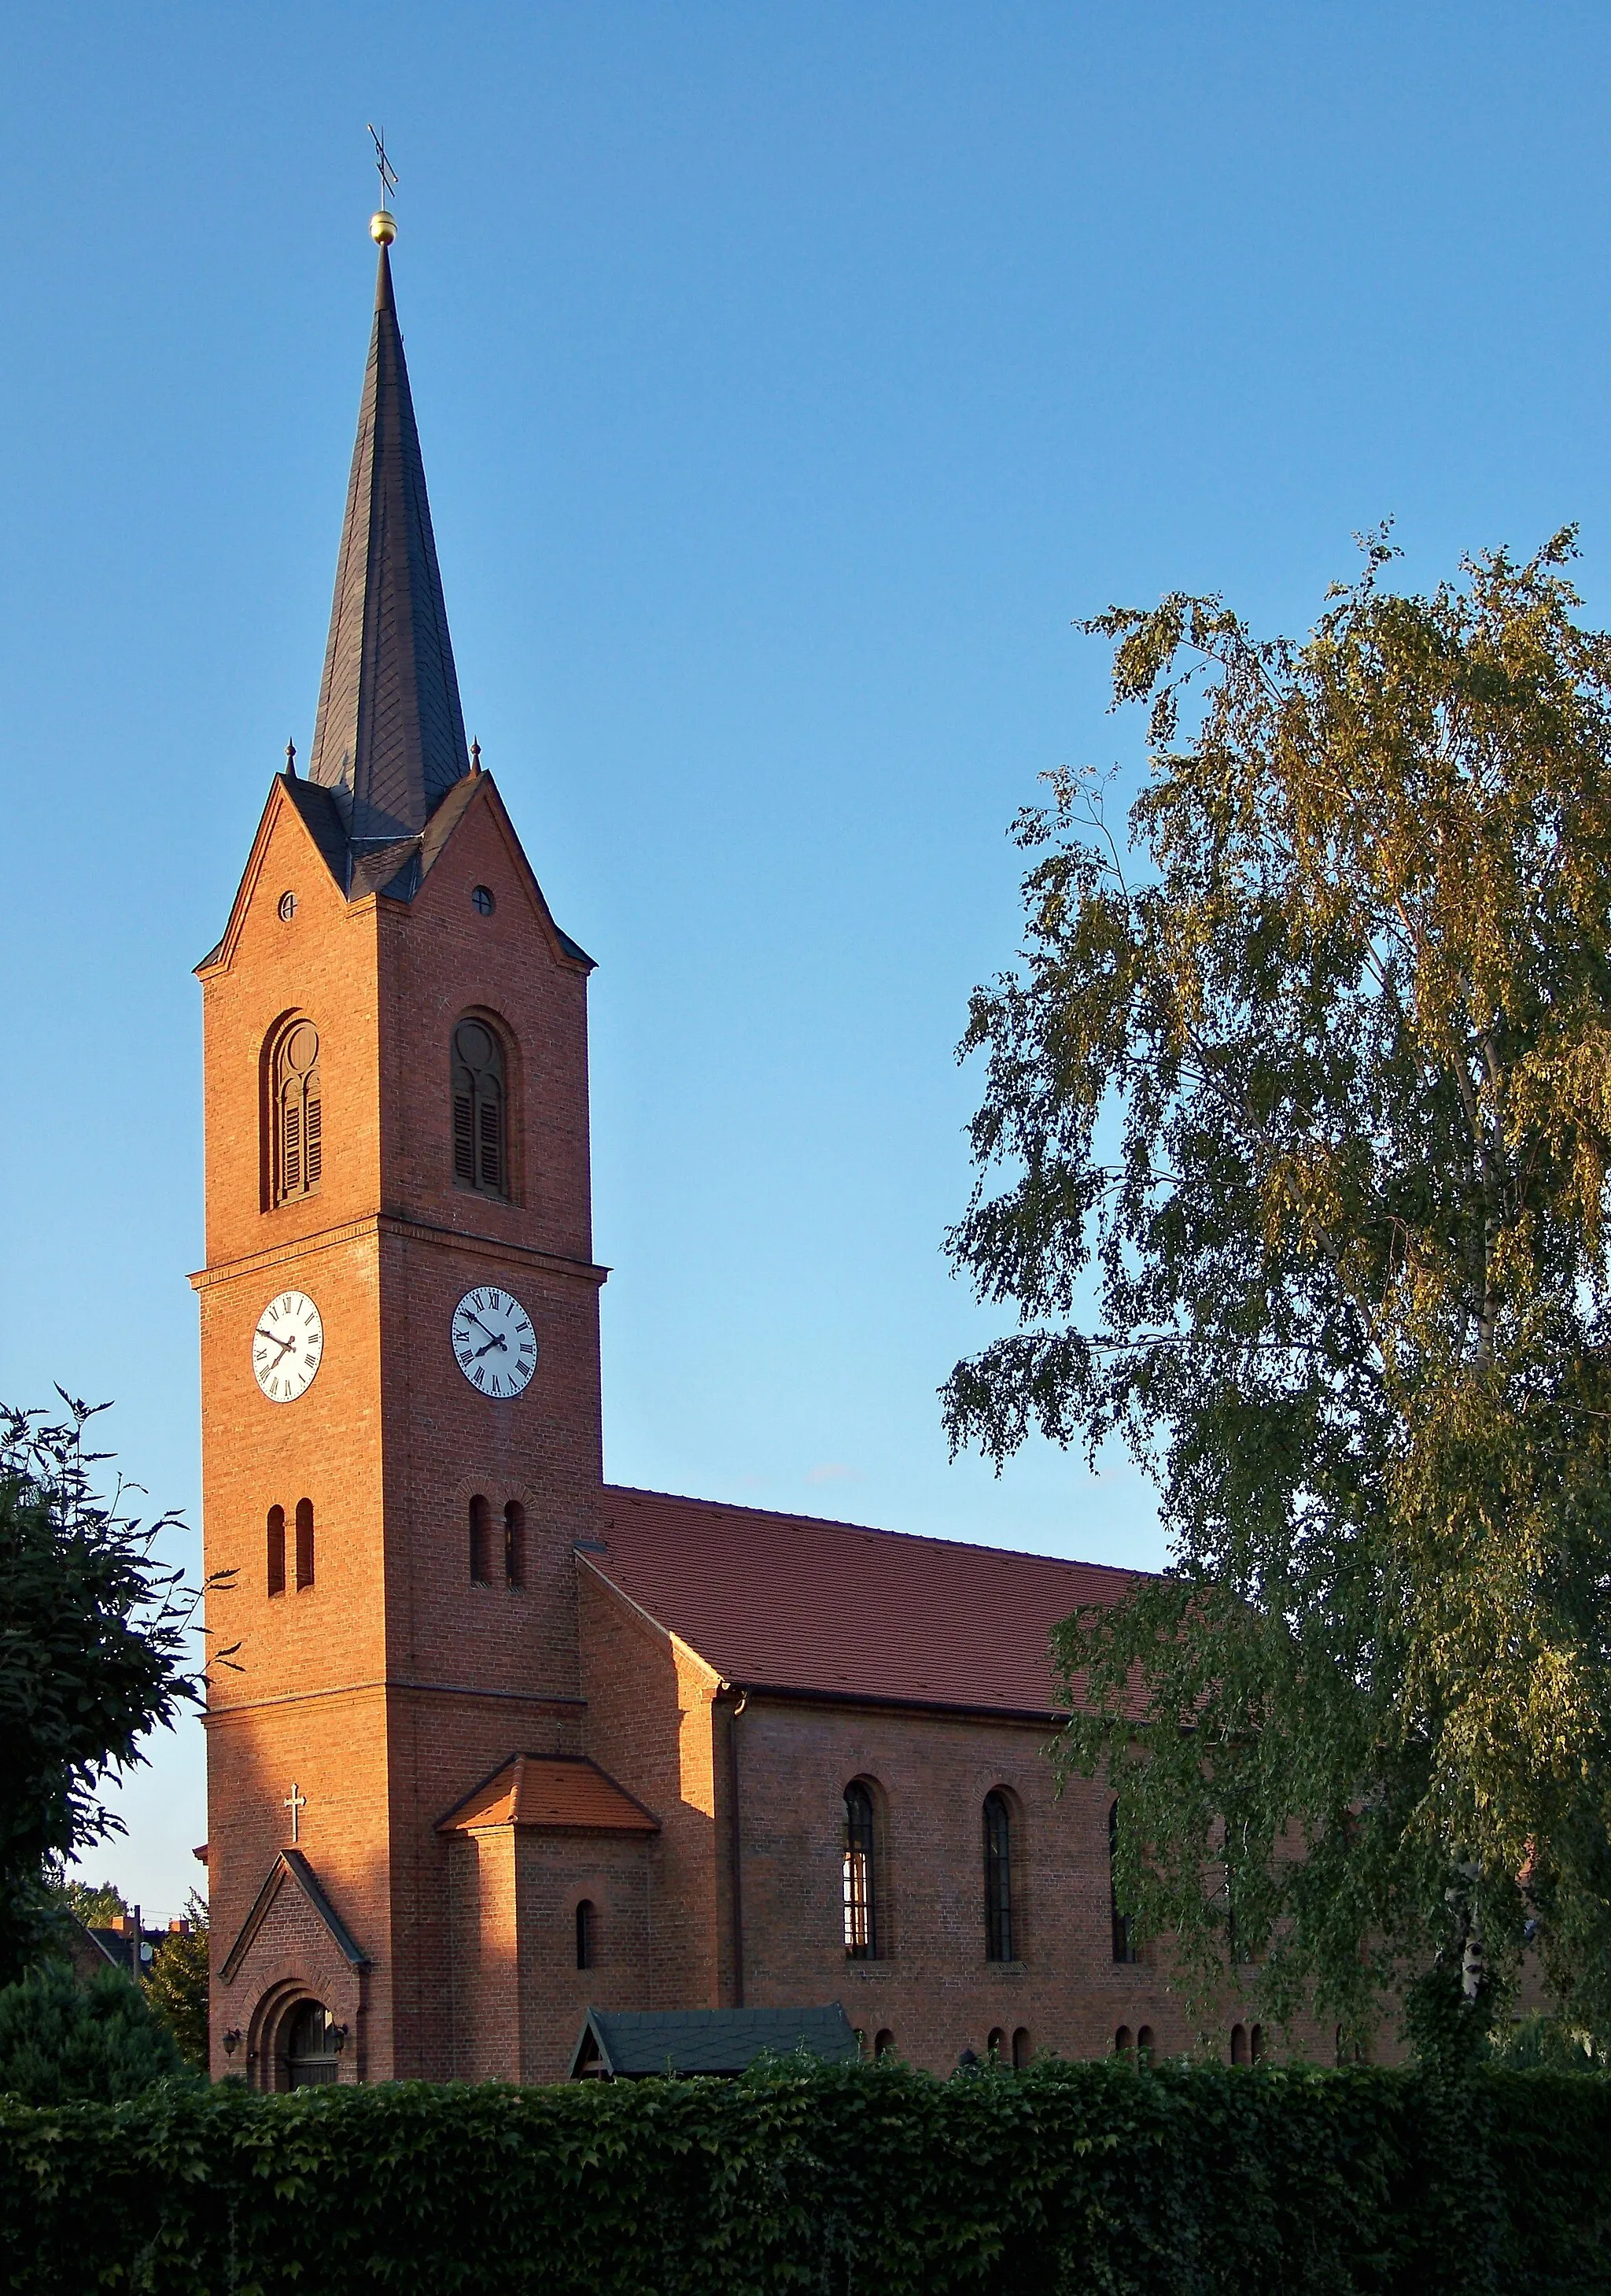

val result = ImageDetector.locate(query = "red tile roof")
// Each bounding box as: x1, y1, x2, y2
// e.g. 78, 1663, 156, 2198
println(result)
437, 1755, 659, 1836
589, 1487, 1145, 1717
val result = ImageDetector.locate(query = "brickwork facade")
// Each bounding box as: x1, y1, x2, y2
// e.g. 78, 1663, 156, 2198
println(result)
197, 769, 604, 2083
197, 239, 1329, 2091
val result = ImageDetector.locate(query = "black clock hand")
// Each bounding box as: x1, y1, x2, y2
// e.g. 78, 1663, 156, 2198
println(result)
256, 1326, 297, 1361
473, 1331, 509, 1358
459, 1309, 500, 1343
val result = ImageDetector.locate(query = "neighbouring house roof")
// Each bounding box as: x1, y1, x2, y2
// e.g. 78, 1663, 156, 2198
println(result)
588, 1486, 1144, 1718
569, 2004, 861, 2080
76, 1921, 148, 1980
436, 1754, 660, 1836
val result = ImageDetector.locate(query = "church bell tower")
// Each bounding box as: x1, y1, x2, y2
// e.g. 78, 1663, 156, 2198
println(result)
194, 212, 606, 2084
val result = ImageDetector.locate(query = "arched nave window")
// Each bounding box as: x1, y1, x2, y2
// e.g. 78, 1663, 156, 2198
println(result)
983, 1790, 1015, 1962
842, 1781, 879, 1960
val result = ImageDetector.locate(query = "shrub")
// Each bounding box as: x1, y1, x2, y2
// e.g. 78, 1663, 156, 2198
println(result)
0, 2057, 1608, 2294
0, 1959, 193, 2105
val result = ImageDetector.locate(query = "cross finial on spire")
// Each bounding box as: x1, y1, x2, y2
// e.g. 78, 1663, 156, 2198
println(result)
367, 124, 398, 245
368, 122, 397, 205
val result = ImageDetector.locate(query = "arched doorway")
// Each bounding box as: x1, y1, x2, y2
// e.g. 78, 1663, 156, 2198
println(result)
282, 1999, 343, 2087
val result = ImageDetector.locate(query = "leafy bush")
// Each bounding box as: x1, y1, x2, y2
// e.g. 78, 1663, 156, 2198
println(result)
0, 1959, 193, 2105
1487, 2013, 1607, 2073
0, 2057, 1608, 2295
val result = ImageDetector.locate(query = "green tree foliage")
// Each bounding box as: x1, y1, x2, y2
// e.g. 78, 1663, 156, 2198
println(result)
944, 534, 1611, 2051
146, 1892, 208, 2070
0, 1960, 191, 2104
49, 1877, 127, 1929
0, 1400, 214, 1984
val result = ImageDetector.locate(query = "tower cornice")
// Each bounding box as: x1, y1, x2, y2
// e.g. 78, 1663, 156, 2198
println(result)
190, 1213, 611, 1293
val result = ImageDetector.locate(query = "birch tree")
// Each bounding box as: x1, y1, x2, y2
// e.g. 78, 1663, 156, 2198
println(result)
946, 533, 1611, 2052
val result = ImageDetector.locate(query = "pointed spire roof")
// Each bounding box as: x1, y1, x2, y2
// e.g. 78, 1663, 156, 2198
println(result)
308, 239, 470, 846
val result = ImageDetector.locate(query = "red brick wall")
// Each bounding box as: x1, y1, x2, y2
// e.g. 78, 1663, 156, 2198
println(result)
197, 775, 1354, 2088
197, 773, 604, 2082
516, 1833, 652, 2081
727, 1696, 1178, 2071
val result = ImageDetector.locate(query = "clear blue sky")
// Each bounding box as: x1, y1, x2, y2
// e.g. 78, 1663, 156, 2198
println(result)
3, 3, 1609, 1918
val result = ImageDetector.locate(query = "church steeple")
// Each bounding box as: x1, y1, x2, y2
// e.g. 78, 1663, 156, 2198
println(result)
308, 224, 470, 847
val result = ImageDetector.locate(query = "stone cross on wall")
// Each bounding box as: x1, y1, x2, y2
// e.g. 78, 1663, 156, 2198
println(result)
283, 1783, 307, 1845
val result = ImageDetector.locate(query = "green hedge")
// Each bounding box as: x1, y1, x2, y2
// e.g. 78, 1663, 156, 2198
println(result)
1, 2058, 1608, 2295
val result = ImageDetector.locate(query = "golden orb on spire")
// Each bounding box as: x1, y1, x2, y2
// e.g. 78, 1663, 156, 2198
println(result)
370, 209, 397, 245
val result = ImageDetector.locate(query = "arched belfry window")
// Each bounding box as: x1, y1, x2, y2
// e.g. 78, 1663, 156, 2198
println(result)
270, 1019, 322, 1205
842, 1781, 879, 1960
983, 1790, 1015, 1962
452, 1018, 508, 1198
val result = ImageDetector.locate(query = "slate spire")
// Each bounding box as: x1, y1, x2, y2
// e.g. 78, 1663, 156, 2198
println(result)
308, 232, 470, 847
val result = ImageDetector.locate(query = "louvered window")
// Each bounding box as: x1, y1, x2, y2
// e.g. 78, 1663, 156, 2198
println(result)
451, 1018, 509, 1199
271, 1019, 323, 1206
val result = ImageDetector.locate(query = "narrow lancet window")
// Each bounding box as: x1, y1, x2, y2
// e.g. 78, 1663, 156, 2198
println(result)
983, 1790, 1015, 1962
469, 1494, 492, 1585
294, 1499, 315, 1590
452, 1019, 507, 1198
267, 1506, 286, 1597
504, 1500, 525, 1589
575, 1899, 595, 1971
842, 1781, 879, 1960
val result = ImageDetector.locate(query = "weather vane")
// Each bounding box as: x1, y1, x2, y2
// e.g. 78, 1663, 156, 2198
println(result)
367, 124, 398, 245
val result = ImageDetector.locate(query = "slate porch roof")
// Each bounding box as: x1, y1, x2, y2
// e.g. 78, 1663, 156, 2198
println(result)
218, 1850, 368, 1986
569, 2004, 860, 2079
585, 1486, 1143, 1718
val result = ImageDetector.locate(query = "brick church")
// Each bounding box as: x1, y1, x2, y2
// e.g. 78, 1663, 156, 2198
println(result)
196, 215, 1232, 2088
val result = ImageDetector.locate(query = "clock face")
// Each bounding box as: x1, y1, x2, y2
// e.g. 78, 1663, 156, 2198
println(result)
452, 1286, 537, 1398
253, 1290, 324, 1404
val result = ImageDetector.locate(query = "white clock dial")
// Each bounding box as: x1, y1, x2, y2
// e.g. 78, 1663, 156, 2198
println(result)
452, 1286, 537, 1398
253, 1290, 324, 1404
